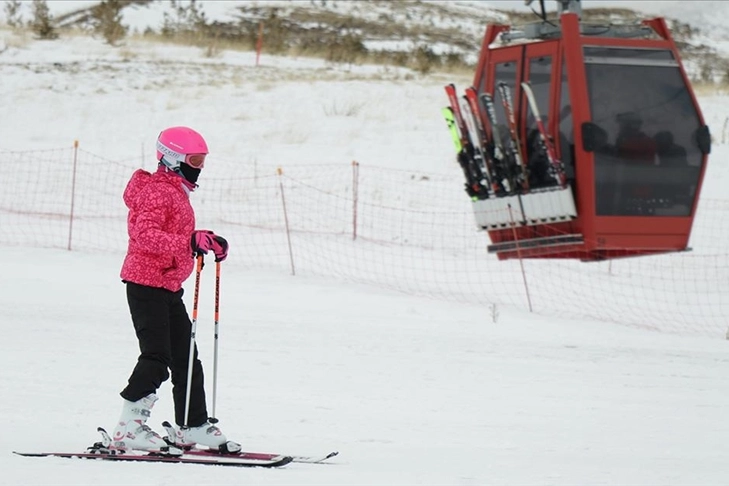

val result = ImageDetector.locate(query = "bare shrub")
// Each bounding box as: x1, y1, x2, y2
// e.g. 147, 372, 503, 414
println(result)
91, 0, 128, 46
4, 0, 22, 28
412, 44, 439, 75
326, 33, 367, 65
202, 40, 221, 58
260, 8, 289, 54
30, 0, 58, 40
323, 100, 366, 117
161, 0, 209, 45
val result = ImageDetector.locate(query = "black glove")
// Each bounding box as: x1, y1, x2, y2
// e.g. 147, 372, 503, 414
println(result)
191, 230, 215, 256
211, 234, 229, 262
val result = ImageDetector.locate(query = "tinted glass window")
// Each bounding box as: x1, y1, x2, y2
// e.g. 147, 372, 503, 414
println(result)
585, 48, 702, 217
525, 56, 551, 130
584, 47, 674, 63
525, 56, 554, 188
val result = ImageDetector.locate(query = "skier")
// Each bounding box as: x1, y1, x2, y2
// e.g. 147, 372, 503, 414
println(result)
113, 126, 240, 454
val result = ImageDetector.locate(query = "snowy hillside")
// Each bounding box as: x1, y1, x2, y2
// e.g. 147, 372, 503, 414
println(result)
8, 0, 729, 66
2, 3, 729, 485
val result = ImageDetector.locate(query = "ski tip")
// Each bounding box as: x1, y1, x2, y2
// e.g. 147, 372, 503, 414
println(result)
290, 451, 340, 463
13, 451, 48, 457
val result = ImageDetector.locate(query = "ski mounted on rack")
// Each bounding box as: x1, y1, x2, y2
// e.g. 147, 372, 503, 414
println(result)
443, 104, 488, 198
13, 426, 338, 468
443, 83, 491, 200
479, 90, 519, 194
496, 82, 529, 191
520, 81, 567, 187
459, 99, 497, 196
463, 86, 513, 195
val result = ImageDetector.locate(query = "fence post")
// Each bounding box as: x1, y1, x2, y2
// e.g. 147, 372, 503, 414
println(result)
67, 140, 79, 251
352, 160, 359, 240
256, 21, 264, 67
508, 204, 532, 312
277, 168, 296, 276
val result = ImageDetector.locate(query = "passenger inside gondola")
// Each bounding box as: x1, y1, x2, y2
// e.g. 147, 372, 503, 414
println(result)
615, 112, 656, 164
654, 131, 687, 167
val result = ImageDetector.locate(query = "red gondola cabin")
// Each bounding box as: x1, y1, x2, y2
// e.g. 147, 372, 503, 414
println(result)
451, 0, 711, 261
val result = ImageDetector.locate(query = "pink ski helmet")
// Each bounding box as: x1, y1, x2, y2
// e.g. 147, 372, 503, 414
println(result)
156, 126, 208, 170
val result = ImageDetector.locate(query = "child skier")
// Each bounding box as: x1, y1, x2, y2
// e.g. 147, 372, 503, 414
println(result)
113, 126, 239, 454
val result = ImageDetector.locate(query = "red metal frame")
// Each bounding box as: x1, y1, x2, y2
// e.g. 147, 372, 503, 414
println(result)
471, 13, 708, 261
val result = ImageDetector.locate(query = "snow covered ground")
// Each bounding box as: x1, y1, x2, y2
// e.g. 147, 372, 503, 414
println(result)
2, 247, 729, 486
2, 8, 729, 486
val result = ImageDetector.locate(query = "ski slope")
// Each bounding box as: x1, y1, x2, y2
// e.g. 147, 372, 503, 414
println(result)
2, 247, 729, 486
2, 12, 729, 486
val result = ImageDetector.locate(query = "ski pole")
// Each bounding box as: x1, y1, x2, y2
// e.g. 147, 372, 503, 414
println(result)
183, 254, 204, 428
210, 260, 221, 423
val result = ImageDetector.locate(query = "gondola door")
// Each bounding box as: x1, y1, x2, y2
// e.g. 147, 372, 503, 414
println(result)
521, 41, 561, 191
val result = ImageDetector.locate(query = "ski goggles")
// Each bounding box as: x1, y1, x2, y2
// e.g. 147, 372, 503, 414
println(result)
185, 154, 206, 169
157, 139, 207, 169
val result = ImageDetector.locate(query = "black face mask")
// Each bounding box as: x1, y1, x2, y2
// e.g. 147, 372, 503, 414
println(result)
178, 163, 201, 184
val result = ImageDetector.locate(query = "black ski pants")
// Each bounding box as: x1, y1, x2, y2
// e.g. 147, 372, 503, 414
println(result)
120, 282, 208, 427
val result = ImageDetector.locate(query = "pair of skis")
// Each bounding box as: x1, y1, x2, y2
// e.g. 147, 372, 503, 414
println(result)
443, 86, 490, 200
444, 82, 517, 198
444, 83, 505, 200
13, 427, 338, 468
443, 81, 566, 198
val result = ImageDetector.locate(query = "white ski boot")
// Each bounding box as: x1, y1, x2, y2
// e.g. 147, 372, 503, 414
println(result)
112, 393, 182, 455
169, 420, 241, 453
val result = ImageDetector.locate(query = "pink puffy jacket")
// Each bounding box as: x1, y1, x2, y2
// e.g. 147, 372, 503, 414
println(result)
120, 168, 195, 292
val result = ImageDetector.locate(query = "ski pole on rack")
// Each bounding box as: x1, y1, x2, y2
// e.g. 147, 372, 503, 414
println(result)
183, 254, 204, 428
210, 260, 221, 423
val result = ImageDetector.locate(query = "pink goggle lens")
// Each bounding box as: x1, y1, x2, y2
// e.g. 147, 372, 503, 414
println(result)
185, 154, 206, 168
